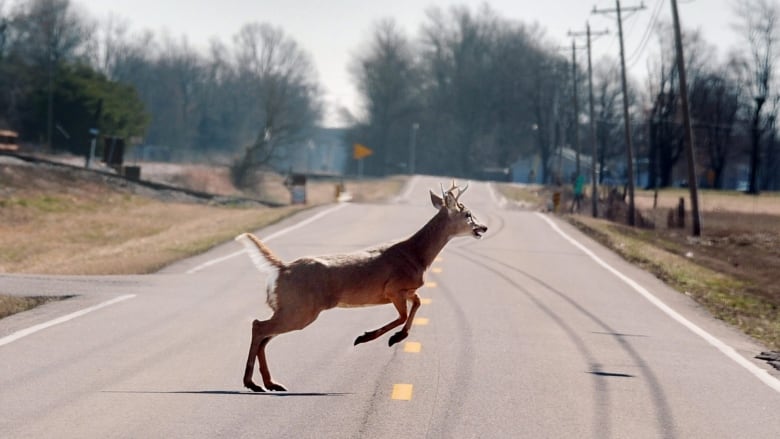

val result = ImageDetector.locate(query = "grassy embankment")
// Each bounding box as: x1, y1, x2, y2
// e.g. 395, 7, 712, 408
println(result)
0, 162, 405, 318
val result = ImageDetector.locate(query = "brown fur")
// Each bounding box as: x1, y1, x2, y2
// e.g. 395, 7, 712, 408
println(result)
240, 183, 487, 392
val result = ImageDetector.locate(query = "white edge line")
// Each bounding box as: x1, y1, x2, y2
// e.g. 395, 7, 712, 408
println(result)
535, 212, 780, 394
185, 203, 349, 274
0, 294, 136, 347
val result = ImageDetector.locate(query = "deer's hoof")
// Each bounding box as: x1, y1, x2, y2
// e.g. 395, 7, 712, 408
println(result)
244, 381, 266, 393
354, 333, 371, 346
388, 331, 408, 347
265, 382, 287, 392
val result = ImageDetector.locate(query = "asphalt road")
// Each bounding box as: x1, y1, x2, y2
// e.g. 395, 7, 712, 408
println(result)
1, 176, 779, 438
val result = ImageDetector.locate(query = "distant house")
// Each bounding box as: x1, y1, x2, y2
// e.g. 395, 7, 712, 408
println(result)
134, 144, 172, 162
272, 127, 349, 176
511, 146, 595, 184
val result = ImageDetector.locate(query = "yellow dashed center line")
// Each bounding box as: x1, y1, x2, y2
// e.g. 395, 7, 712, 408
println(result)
435, 257, 443, 263
391, 383, 413, 400
396, 273, 436, 402
404, 341, 422, 353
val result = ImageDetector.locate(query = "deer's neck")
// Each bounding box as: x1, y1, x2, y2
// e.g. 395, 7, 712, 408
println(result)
401, 209, 452, 269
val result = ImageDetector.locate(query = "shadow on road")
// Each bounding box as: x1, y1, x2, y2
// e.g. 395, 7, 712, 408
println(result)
102, 390, 351, 397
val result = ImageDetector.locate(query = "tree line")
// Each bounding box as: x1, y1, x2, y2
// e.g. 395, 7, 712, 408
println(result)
0, 0, 778, 191
350, 2, 780, 191
0, 0, 321, 186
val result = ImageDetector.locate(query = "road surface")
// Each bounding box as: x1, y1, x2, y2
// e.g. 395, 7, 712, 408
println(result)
1, 176, 779, 438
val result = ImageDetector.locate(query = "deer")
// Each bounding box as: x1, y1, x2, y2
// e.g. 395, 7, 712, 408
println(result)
234, 181, 487, 392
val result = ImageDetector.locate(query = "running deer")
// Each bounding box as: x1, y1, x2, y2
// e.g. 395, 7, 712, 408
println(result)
235, 181, 487, 392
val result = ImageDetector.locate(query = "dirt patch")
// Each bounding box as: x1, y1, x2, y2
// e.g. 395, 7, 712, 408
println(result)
640, 209, 780, 304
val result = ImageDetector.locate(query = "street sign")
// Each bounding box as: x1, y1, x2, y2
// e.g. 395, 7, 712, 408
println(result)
353, 143, 373, 160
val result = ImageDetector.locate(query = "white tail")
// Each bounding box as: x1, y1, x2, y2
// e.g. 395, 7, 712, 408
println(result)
235, 233, 282, 274
235, 233, 284, 311
238, 181, 487, 392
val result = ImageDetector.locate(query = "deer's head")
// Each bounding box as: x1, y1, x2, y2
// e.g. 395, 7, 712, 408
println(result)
430, 181, 488, 239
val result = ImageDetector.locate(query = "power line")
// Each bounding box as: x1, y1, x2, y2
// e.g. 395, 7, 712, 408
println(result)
627, 0, 665, 67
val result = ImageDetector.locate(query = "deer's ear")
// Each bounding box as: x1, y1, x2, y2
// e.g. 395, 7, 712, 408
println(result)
430, 190, 444, 209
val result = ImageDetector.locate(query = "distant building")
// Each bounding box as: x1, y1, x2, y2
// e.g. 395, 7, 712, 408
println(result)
511, 146, 596, 184
272, 127, 349, 176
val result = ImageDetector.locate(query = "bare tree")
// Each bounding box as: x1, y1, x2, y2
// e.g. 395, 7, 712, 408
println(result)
527, 51, 568, 185
733, 0, 780, 193
418, 5, 545, 178
0, 0, 9, 60
689, 67, 742, 189
231, 22, 322, 185
87, 13, 130, 79
646, 21, 713, 187
349, 18, 420, 175
761, 96, 780, 189
593, 58, 625, 184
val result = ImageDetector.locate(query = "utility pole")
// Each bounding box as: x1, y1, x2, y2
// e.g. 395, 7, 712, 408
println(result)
569, 24, 609, 218
593, 0, 645, 227
409, 122, 419, 175
670, 0, 702, 236
571, 39, 581, 179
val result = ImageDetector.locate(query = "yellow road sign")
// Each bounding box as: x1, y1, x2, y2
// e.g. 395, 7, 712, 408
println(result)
353, 143, 373, 160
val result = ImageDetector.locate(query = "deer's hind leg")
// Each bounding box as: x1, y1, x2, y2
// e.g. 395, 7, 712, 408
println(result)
244, 320, 274, 392
244, 309, 320, 392
256, 335, 286, 391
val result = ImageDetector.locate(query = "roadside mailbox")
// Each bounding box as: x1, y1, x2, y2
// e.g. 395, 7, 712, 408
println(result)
102, 136, 125, 168
287, 173, 307, 204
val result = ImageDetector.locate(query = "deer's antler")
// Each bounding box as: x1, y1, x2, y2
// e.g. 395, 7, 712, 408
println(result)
455, 182, 469, 202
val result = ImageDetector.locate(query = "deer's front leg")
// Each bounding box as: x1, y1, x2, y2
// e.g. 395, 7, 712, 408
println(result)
388, 293, 421, 346
354, 296, 408, 346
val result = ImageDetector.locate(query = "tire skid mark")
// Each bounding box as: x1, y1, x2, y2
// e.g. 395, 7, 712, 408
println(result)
422, 259, 475, 439
454, 248, 679, 439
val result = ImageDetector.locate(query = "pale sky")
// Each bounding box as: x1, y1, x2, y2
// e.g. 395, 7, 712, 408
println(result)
74, 0, 741, 126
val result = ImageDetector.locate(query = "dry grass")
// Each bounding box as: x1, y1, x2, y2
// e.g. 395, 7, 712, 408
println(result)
337, 176, 407, 203
634, 188, 780, 215
497, 183, 547, 207
0, 200, 302, 275
136, 161, 407, 206
0, 295, 71, 320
